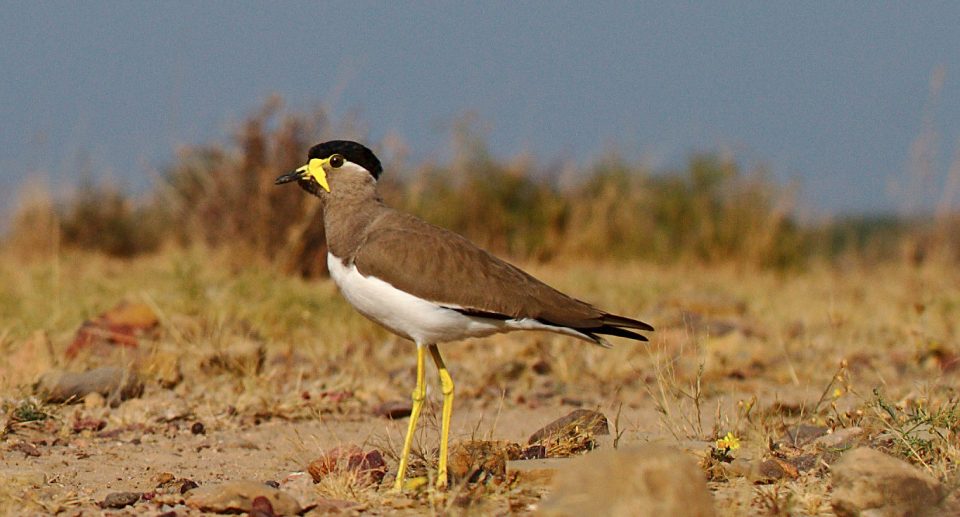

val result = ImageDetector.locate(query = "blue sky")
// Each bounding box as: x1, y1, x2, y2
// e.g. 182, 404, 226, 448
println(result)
2, 2, 959, 220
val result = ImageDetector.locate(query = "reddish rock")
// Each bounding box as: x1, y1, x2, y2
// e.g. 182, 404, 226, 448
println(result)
307, 446, 387, 486
9, 441, 42, 457
72, 417, 107, 433
448, 440, 523, 484
374, 400, 413, 419
758, 458, 799, 481
65, 301, 159, 359
250, 496, 277, 517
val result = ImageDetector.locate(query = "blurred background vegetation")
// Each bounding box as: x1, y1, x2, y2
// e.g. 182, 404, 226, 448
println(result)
4, 98, 959, 275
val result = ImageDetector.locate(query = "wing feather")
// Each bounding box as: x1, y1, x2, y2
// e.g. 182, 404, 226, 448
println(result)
351, 211, 652, 341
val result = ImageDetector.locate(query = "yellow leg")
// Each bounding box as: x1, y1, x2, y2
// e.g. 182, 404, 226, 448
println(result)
394, 345, 427, 492
428, 344, 454, 489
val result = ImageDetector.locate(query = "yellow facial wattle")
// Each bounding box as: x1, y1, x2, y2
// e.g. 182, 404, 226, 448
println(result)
297, 157, 331, 192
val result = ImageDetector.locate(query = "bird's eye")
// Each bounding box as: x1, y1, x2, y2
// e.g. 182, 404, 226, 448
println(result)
329, 155, 344, 168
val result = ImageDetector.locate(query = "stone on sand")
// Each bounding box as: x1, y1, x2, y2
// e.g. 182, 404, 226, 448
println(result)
831, 447, 946, 517
528, 409, 610, 444
539, 444, 715, 517
185, 480, 301, 516
36, 366, 143, 405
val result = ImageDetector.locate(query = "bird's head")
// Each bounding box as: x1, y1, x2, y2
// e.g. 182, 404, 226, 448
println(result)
275, 140, 383, 197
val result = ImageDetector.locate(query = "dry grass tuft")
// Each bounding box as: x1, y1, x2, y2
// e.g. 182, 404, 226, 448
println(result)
13, 97, 959, 271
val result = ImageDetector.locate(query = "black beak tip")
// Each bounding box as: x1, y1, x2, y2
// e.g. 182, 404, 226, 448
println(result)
275, 172, 298, 185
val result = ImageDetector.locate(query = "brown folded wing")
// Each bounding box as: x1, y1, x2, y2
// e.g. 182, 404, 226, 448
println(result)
352, 211, 652, 339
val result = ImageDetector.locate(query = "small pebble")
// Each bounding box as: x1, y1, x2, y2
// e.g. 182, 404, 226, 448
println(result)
101, 491, 141, 509
251, 495, 277, 517
374, 400, 413, 419
531, 360, 551, 375
180, 479, 199, 494
191, 422, 205, 435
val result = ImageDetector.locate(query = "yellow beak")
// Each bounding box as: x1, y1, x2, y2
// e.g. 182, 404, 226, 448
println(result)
275, 157, 330, 192
301, 158, 331, 192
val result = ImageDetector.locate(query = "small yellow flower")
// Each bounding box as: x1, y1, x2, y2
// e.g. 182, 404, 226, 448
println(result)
833, 387, 843, 399
716, 432, 741, 451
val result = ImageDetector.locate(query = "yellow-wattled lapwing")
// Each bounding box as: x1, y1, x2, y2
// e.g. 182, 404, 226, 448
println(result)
276, 140, 652, 490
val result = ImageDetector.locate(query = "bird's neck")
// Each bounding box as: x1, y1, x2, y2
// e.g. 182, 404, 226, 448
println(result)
322, 194, 386, 260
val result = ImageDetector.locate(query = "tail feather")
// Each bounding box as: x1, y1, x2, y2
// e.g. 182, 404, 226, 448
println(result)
601, 313, 655, 332
571, 312, 654, 347
590, 325, 650, 341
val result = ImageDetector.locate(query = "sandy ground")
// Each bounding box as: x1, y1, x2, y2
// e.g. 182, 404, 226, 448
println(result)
3, 257, 959, 515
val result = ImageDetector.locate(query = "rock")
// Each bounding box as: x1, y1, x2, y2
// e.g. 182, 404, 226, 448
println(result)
831, 447, 946, 517
154, 473, 198, 495
186, 480, 301, 516
757, 458, 799, 481
788, 454, 820, 473
540, 444, 715, 517
72, 417, 107, 433
65, 301, 159, 359
448, 440, 522, 484
529, 409, 610, 443
101, 491, 141, 509
528, 409, 609, 456
277, 472, 316, 509
531, 359, 552, 375
723, 454, 817, 482
813, 427, 864, 450
36, 367, 143, 405
307, 446, 387, 486
779, 424, 828, 446
250, 496, 277, 517
373, 400, 413, 419
9, 441, 42, 457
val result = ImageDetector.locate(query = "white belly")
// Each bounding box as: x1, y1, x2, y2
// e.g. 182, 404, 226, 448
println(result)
327, 253, 510, 344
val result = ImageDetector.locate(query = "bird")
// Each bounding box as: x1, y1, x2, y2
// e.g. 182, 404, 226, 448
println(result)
275, 140, 653, 491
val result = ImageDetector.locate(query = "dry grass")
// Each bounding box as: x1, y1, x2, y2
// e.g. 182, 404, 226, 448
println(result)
7, 97, 922, 273
1, 247, 959, 513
